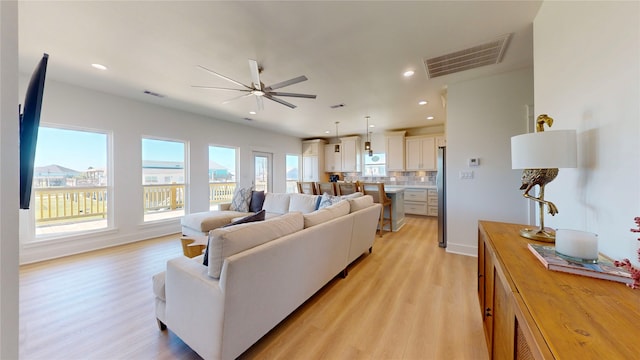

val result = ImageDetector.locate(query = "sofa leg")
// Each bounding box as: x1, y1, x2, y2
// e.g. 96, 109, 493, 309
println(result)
340, 268, 348, 278
157, 319, 167, 331
369, 246, 373, 254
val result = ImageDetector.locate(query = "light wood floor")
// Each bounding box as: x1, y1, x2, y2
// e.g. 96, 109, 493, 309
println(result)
19, 215, 489, 359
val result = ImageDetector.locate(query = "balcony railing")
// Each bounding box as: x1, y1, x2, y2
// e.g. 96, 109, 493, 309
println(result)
35, 187, 108, 223
34, 182, 239, 227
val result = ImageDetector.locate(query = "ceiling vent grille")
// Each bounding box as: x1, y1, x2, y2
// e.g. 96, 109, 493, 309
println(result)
424, 33, 512, 78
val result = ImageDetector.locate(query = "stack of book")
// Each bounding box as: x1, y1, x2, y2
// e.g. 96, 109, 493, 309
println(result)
528, 243, 633, 285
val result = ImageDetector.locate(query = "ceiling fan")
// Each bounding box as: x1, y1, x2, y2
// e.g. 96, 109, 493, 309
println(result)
193, 59, 316, 110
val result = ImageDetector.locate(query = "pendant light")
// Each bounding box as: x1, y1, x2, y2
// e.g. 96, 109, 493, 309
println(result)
368, 132, 374, 157
364, 116, 371, 151
334, 121, 340, 153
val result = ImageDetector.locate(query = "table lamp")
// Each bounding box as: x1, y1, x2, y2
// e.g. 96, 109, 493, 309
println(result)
511, 114, 577, 242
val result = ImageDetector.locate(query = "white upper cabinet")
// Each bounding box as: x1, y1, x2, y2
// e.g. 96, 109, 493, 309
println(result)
324, 144, 342, 172
405, 136, 436, 171
340, 136, 361, 172
302, 139, 327, 181
385, 131, 406, 171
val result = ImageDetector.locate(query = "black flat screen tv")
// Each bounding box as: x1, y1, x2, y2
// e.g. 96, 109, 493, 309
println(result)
20, 53, 48, 209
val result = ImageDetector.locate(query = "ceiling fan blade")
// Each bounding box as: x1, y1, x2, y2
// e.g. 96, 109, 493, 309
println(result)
222, 92, 253, 104
264, 94, 296, 109
265, 75, 308, 91
269, 91, 317, 99
192, 85, 250, 92
196, 65, 252, 90
256, 96, 264, 111
248, 59, 262, 91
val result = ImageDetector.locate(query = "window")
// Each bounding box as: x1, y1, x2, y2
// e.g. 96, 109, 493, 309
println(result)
209, 145, 237, 210
364, 153, 386, 176
142, 138, 185, 222
33, 126, 109, 236
285, 154, 300, 193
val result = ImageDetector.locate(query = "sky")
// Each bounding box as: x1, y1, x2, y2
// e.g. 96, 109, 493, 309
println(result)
34, 127, 298, 173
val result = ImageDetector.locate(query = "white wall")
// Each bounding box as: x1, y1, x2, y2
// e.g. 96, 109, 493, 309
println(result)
0, 1, 20, 357
534, 1, 640, 265
19, 79, 302, 263
446, 68, 534, 256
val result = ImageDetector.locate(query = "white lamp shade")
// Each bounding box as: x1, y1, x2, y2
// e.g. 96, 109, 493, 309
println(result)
511, 130, 577, 169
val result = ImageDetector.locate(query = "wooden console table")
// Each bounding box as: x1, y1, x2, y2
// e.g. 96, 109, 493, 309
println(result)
477, 221, 640, 359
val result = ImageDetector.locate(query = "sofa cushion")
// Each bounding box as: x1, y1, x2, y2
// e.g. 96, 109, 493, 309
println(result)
207, 212, 304, 279
303, 199, 350, 228
262, 193, 291, 214
181, 210, 247, 232
318, 193, 342, 209
229, 186, 253, 212
341, 191, 363, 200
249, 190, 265, 212
203, 210, 266, 266
348, 195, 374, 213
288, 193, 320, 214
152, 271, 166, 301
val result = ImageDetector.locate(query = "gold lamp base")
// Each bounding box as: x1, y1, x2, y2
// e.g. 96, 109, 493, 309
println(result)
519, 227, 556, 243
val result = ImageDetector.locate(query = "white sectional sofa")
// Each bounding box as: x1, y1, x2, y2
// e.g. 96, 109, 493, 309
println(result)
153, 192, 381, 360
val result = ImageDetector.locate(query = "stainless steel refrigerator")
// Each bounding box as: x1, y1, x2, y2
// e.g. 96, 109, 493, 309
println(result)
437, 146, 446, 248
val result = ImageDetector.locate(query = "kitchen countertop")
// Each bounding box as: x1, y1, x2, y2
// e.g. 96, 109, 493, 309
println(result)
385, 184, 436, 190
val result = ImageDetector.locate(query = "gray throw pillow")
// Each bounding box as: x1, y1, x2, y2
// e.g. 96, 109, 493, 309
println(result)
229, 186, 253, 212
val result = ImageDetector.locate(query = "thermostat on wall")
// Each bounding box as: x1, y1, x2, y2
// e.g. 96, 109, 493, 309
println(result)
468, 158, 479, 167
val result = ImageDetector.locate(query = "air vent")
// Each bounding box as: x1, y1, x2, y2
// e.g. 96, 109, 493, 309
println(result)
424, 33, 512, 78
143, 90, 165, 98
330, 103, 346, 109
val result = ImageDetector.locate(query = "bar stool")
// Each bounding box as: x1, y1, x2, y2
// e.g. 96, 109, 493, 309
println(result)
297, 181, 318, 195
360, 182, 392, 236
316, 182, 337, 195
336, 182, 358, 196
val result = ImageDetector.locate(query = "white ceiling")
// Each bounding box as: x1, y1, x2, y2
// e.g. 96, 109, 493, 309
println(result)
18, 1, 542, 139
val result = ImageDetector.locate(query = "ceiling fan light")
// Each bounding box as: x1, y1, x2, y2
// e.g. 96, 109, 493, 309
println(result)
252, 90, 265, 97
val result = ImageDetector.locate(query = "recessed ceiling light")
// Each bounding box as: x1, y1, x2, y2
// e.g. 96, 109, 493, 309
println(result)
91, 63, 107, 71
426, 116, 435, 120
369, 124, 375, 128
403, 70, 415, 77
324, 130, 331, 134
249, 111, 256, 115
418, 100, 428, 105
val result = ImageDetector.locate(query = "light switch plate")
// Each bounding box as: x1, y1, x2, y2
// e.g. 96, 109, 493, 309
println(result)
459, 170, 474, 180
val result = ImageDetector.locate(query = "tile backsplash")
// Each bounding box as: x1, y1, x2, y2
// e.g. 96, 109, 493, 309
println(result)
341, 171, 436, 186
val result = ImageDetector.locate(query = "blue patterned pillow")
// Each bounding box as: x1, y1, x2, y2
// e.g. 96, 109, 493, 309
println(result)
229, 186, 253, 212
318, 192, 342, 209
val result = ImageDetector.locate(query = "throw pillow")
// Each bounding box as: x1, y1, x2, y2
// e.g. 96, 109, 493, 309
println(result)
249, 190, 265, 213
229, 186, 253, 212
318, 192, 341, 209
203, 210, 266, 266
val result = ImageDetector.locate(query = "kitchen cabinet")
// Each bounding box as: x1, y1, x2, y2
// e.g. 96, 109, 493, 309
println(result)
405, 136, 436, 171
340, 136, 361, 172
385, 131, 405, 171
324, 144, 342, 172
403, 188, 428, 215
302, 139, 327, 182
436, 135, 446, 147
427, 188, 438, 216
478, 221, 640, 359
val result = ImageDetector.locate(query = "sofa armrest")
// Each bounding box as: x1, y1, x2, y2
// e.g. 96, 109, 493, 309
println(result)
165, 257, 225, 359
219, 203, 232, 211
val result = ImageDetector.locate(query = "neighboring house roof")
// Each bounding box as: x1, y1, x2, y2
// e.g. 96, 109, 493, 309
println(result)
34, 164, 81, 177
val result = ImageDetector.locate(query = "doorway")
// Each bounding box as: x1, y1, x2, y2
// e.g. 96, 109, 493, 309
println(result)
253, 152, 272, 192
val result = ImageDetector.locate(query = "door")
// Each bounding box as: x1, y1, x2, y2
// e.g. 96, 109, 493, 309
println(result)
253, 152, 272, 192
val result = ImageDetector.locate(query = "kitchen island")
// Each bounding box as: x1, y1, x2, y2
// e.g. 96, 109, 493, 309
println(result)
383, 187, 405, 232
